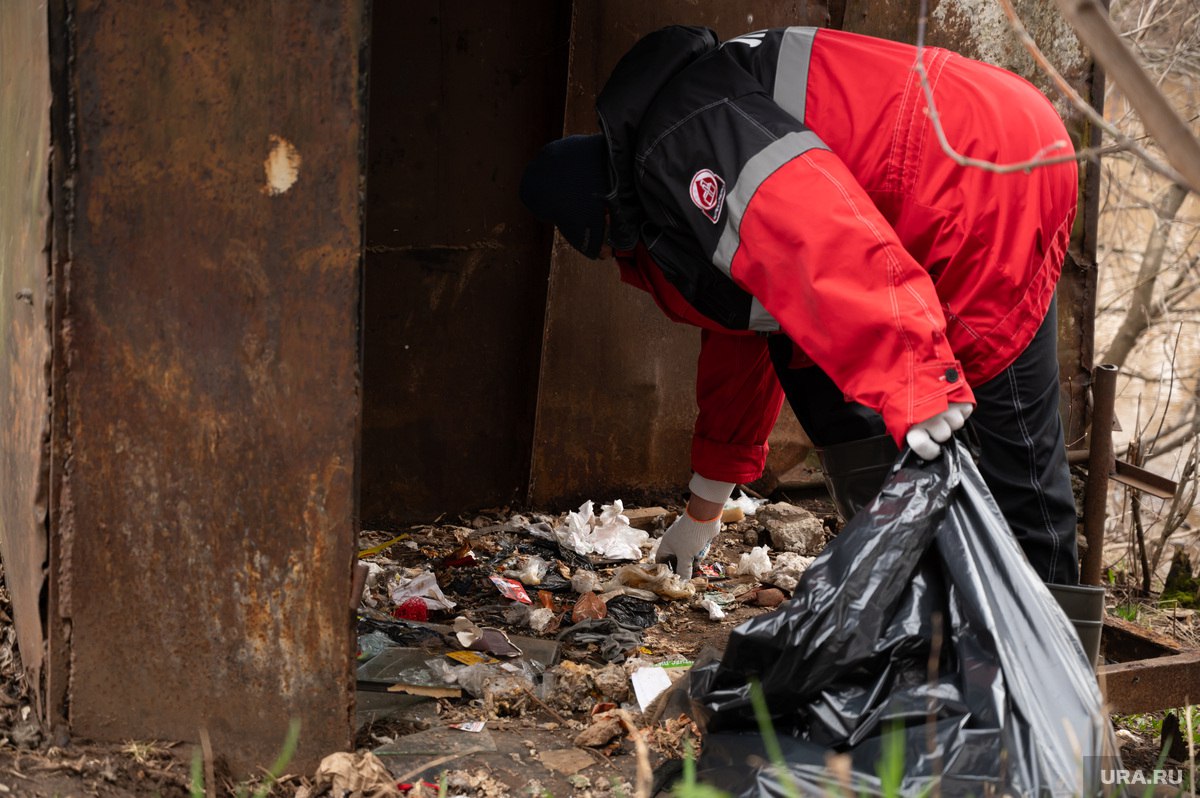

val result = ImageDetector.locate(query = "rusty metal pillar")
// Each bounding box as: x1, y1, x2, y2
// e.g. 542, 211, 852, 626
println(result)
1082, 364, 1119, 585
48, 0, 366, 772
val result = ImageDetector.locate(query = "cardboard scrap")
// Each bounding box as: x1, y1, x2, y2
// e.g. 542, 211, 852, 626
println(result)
537, 748, 596, 776
622, 506, 671, 530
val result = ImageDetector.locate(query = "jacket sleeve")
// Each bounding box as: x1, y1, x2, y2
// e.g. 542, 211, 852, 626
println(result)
637, 93, 973, 444
725, 148, 974, 443
691, 329, 785, 483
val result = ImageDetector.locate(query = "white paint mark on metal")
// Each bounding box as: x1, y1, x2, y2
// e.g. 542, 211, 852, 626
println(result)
263, 135, 301, 196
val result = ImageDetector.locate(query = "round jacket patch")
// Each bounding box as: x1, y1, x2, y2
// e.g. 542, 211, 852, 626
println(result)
689, 168, 726, 224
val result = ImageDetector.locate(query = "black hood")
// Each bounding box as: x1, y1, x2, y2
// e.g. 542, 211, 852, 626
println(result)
596, 26, 720, 250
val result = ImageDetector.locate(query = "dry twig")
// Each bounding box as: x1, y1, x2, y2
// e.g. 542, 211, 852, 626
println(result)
1054, 0, 1200, 194
997, 0, 1189, 187
616, 709, 654, 798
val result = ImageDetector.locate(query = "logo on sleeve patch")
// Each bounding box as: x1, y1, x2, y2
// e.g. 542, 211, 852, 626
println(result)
689, 168, 726, 224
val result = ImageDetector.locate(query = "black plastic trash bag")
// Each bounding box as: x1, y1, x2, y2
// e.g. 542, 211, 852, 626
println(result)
688, 439, 1117, 797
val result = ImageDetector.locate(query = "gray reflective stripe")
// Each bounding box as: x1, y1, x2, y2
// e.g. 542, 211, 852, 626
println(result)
712, 130, 828, 276
774, 27, 817, 122
748, 297, 779, 332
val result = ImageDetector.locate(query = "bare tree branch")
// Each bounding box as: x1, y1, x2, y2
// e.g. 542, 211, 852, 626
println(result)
1054, 0, 1200, 194
1148, 436, 1199, 577
997, 0, 1190, 187
1102, 183, 1189, 367
1148, 402, 1200, 457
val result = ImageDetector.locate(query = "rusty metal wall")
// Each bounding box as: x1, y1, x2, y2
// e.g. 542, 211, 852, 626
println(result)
0, 0, 52, 714
359, 1, 572, 524
54, 0, 364, 772
529, 0, 828, 508
841, 0, 1100, 443
362, 0, 1096, 514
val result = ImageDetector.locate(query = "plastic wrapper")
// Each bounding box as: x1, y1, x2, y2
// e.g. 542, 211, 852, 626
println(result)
688, 440, 1118, 797
355, 631, 395, 661
727, 490, 768, 516
503, 554, 551, 586
572, 592, 608, 622
528, 607, 557, 634
698, 598, 726, 621
388, 570, 456, 612
604, 563, 695, 600
571, 569, 603, 594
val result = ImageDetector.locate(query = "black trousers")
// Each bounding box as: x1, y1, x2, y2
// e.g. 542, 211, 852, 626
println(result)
768, 299, 1079, 585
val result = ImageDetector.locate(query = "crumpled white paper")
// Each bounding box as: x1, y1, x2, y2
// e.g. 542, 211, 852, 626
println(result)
389, 570, 456, 611
555, 500, 649, 560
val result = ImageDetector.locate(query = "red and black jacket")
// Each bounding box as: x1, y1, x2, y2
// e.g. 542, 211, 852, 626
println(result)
600, 26, 1078, 483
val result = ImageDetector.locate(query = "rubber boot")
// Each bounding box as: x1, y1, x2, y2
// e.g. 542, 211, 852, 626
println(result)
817, 434, 900, 523
1046, 582, 1106, 667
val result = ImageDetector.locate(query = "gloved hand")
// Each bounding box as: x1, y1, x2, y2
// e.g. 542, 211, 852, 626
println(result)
655, 509, 721, 578
905, 402, 974, 460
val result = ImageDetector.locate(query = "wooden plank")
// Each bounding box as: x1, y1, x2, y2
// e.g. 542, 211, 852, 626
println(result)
1098, 651, 1200, 714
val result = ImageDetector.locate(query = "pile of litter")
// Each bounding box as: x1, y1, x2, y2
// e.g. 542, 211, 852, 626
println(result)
341, 493, 835, 795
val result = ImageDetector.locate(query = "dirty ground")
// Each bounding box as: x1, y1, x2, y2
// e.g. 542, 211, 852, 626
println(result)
0, 475, 1196, 797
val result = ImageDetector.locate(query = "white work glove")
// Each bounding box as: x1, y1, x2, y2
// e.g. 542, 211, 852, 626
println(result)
655, 510, 721, 578
905, 402, 974, 460
655, 474, 735, 577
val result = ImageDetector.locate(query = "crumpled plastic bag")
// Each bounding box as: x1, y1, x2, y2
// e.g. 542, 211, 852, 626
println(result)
503, 554, 551, 586
688, 439, 1118, 797
604, 563, 695, 600
388, 570, 456, 612
727, 490, 768, 516
555, 500, 649, 560
311, 751, 400, 797
735, 545, 772, 581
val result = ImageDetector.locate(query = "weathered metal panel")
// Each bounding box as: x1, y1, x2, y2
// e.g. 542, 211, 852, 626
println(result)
1101, 615, 1183, 663
1099, 651, 1200, 714
841, 0, 1100, 444
0, 0, 52, 713
59, 0, 364, 772
529, 0, 828, 508
359, 1, 572, 524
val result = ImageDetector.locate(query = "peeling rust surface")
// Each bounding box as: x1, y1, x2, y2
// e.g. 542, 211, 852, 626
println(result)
530, 0, 829, 508
60, 0, 363, 773
1099, 651, 1200, 714
0, 0, 52, 711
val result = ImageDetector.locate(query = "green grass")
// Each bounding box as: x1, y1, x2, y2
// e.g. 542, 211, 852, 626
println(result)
189, 718, 300, 798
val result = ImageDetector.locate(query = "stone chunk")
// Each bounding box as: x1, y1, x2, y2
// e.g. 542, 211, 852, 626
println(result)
757, 502, 825, 555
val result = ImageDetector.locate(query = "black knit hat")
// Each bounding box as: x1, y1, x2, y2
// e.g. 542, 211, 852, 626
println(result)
520, 134, 610, 259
